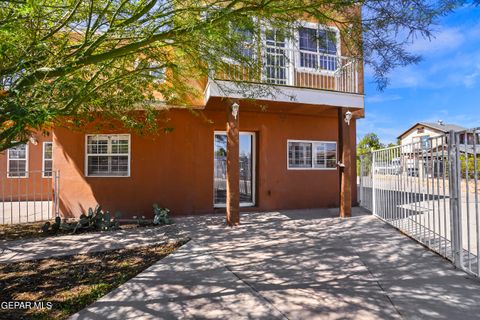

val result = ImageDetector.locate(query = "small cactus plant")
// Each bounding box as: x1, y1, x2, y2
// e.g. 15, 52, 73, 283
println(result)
51, 216, 61, 232
40, 204, 121, 235
153, 204, 172, 225
41, 222, 51, 233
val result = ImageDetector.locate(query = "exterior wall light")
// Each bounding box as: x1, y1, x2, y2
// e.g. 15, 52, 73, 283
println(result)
231, 102, 239, 120
344, 110, 353, 126
29, 135, 38, 145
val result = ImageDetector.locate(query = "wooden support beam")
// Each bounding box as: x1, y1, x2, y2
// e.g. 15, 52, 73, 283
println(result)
338, 108, 352, 218
226, 102, 240, 226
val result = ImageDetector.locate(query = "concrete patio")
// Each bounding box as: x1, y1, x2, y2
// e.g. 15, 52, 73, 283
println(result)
69, 207, 480, 320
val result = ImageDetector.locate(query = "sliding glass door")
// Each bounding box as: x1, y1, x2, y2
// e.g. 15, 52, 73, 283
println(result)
214, 132, 255, 207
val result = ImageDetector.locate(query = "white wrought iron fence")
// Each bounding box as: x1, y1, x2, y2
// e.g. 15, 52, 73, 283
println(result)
0, 170, 59, 224
359, 129, 480, 277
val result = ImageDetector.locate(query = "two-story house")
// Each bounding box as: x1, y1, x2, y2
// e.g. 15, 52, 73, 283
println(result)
1, 16, 364, 224
398, 121, 479, 178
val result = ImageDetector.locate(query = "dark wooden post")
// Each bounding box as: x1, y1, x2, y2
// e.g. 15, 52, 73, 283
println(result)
338, 108, 352, 218
226, 102, 240, 226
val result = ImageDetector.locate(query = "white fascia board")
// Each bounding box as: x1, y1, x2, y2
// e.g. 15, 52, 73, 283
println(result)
205, 80, 364, 109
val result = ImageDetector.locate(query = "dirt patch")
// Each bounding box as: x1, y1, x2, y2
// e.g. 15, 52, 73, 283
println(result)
0, 240, 188, 320
0, 220, 170, 241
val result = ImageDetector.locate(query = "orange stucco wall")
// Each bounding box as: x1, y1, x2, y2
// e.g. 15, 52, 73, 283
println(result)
53, 107, 357, 218
0, 135, 53, 201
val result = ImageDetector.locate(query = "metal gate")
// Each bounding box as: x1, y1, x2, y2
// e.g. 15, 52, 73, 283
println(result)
0, 170, 59, 224
359, 129, 480, 277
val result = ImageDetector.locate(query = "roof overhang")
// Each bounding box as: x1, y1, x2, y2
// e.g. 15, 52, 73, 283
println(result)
205, 80, 364, 109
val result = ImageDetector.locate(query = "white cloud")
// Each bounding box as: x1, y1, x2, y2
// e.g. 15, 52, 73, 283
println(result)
366, 18, 480, 91
409, 27, 465, 55
365, 94, 402, 103
422, 112, 479, 130
380, 49, 480, 90
463, 65, 480, 88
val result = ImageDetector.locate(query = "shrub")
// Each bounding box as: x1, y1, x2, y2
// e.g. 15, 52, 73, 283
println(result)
153, 204, 172, 225
41, 205, 121, 234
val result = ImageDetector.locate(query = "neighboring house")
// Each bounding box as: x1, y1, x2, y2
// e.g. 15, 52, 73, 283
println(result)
398, 121, 467, 148
399, 121, 479, 151
1, 14, 364, 220
397, 121, 479, 178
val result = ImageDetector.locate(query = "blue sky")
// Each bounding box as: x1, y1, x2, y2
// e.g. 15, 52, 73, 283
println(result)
358, 6, 480, 144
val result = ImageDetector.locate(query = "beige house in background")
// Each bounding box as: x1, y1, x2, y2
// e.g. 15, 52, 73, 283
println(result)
397, 121, 479, 178
398, 121, 467, 149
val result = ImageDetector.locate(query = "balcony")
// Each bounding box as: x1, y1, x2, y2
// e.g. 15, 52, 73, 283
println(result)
205, 46, 364, 109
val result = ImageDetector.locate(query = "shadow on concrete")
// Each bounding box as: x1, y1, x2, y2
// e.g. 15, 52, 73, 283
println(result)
69, 207, 480, 320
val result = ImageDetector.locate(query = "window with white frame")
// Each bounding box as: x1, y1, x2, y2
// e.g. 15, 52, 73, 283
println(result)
265, 28, 288, 84
288, 141, 312, 168
236, 26, 255, 59
288, 140, 337, 169
298, 25, 339, 71
148, 62, 166, 83
86, 135, 130, 177
223, 20, 255, 63
43, 142, 53, 177
7, 144, 28, 177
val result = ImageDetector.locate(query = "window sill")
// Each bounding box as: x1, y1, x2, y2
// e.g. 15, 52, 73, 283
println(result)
85, 175, 131, 178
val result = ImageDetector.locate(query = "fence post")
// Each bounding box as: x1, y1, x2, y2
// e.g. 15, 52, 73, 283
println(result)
359, 156, 364, 206
448, 130, 463, 268
372, 151, 377, 215
54, 170, 60, 217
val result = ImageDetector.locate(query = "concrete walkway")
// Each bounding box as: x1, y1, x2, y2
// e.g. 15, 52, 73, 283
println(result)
0, 224, 186, 263
71, 208, 480, 320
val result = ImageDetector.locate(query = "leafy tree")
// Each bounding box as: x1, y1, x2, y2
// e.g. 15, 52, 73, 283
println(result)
0, 0, 471, 150
358, 133, 384, 155
357, 132, 385, 175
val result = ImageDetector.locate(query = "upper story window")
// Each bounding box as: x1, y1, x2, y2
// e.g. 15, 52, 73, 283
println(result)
288, 140, 337, 170
7, 144, 28, 178
420, 136, 430, 149
134, 59, 166, 83
146, 62, 166, 84
298, 25, 339, 71
413, 135, 430, 150
86, 134, 130, 177
226, 19, 256, 63
236, 27, 254, 59
264, 28, 288, 84
43, 142, 53, 177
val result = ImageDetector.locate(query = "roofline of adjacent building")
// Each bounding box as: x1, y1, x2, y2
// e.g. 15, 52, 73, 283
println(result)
397, 122, 466, 140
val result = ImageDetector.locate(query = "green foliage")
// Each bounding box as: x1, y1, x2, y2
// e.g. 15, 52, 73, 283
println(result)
358, 133, 385, 156
357, 133, 385, 175
460, 154, 480, 179
153, 204, 172, 225
0, 0, 464, 150
41, 205, 121, 234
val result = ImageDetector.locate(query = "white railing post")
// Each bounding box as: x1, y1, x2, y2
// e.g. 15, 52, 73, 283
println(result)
54, 170, 60, 217
354, 60, 359, 94
372, 150, 377, 215
288, 46, 295, 86
359, 155, 364, 206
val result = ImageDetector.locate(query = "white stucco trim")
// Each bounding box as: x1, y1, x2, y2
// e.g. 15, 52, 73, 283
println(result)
205, 80, 364, 109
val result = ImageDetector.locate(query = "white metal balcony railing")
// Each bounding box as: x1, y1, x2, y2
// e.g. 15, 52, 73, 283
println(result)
214, 46, 360, 94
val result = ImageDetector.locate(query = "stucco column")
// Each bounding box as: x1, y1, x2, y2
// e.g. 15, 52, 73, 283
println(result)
226, 102, 240, 226
339, 108, 352, 218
